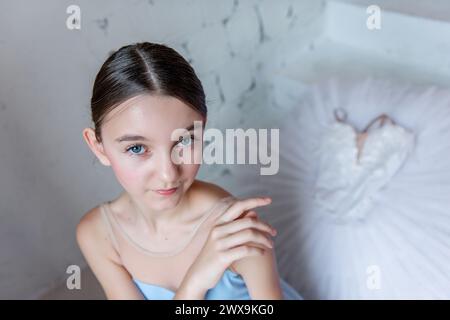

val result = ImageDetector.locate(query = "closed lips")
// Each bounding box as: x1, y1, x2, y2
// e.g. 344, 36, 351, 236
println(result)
155, 187, 178, 192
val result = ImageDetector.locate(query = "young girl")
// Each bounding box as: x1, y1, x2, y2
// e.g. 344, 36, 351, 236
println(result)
77, 42, 302, 300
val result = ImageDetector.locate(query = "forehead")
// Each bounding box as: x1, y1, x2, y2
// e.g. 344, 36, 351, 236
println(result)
101, 94, 203, 142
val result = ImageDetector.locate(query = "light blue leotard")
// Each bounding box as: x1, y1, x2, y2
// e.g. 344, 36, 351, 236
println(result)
133, 267, 302, 300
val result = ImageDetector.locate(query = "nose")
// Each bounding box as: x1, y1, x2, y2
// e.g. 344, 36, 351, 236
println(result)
157, 149, 180, 185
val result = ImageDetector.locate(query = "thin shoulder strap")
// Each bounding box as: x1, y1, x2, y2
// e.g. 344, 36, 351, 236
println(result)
362, 114, 396, 133
100, 202, 121, 255
110, 195, 237, 258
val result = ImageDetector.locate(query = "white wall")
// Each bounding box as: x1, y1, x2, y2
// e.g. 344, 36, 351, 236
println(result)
0, 0, 324, 299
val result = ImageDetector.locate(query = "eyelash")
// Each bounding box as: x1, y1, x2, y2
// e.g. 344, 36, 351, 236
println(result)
125, 134, 197, 157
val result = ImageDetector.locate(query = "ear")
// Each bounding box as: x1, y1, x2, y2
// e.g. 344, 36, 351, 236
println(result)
82, 127, 111, 166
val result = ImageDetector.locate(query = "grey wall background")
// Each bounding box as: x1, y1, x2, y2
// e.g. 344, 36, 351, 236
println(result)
3, 0, 450, 300
0, 0, 324, 299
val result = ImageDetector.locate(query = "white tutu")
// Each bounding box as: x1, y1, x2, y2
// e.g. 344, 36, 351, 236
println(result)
313, 108, 415, 223
231, 77, 450, 299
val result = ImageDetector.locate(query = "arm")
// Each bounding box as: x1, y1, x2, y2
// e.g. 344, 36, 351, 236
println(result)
231, 241, 284, 299
76, 208, 144, 300
198, 181, 283, 299
173, 271, 208, 300
77, 208, 207, 300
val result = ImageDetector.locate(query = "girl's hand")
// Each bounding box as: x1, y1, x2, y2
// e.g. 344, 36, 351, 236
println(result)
185, 197, 276, 292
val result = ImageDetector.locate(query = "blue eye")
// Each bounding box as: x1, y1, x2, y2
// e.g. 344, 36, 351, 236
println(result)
178, 135, 195, 147
126, 144, 146, 156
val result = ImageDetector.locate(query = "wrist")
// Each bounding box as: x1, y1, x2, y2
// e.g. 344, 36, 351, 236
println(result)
173, 273, 208, 300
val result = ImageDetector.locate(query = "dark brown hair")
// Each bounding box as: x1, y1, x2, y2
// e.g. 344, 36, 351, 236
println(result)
90, 42, 207, 142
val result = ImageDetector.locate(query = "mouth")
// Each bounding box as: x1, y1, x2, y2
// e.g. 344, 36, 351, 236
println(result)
153, 187, 179, 196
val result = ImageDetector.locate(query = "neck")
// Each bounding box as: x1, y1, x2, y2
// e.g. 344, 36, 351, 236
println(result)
126, 193, 190, 234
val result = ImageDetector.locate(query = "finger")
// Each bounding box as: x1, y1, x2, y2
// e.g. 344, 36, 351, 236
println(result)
218, 197, 271, 224
221, 229, 274, 250
217, 216, 275, 236
224, 245, 266, 263
239, 241, 272, 251
240, 210, 258, 219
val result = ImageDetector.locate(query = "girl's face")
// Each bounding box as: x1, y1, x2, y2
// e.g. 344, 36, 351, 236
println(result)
94, 94, 205, 211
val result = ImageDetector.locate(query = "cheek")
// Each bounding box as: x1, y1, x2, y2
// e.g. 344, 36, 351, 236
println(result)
180, 164, 200, 191
107, 149, 200, 192
174, 142, 203, 165
109, 157, 146, 192
176, 144, 202, 179
182, 163, 200, 179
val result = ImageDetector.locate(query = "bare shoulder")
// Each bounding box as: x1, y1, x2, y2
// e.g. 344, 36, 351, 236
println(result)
188, 179, 234, 212
76, 205, 120, 264
76, 206, 104, 253
76, 205, 102, 239
75, 205, 143, 299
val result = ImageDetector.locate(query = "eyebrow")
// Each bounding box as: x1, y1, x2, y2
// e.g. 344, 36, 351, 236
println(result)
115, 124, 196, 143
